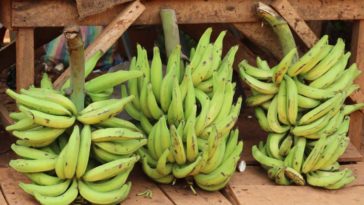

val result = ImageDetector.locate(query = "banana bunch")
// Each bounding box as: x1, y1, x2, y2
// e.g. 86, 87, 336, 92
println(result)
118, 28, 243, 191
240, 35, 364, 189
140, 120, 243, 191
121, 28, 238, 125
6, 66, 145, 204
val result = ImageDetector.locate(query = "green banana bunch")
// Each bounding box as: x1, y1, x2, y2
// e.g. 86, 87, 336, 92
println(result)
127, 28, 244, 192
6, 57, 145, 204
240, 35, 363, 190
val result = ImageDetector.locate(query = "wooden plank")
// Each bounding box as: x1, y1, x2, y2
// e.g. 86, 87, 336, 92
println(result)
272, 0, 318, 48
349, 111, 364, 150
226, 164, 364, 205
76, 0, 133, 19
349, 20, 364, 149
0, 168, 38, 205
0, 0, 11, 29
11, 0, 364, 27
124, 167, 174, 205
53, 0, 145, 89
0, 188, 8, 205
350, 20, 364, 106
15, 28, 34, 91
234, 23, 283, 60
159, 183, 231, 205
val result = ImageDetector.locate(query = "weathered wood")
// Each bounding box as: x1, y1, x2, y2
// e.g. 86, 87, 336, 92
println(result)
349, 20, 364, 150
53, 0, 145, 89
234, 23, 283, 60
159, 184, 231, 205
307, 21, 323, 37
349, 111, 364, 150
124, 168, 174, 205
11, 0, 364, 27
0, 188, 7, 205
76, 0, 133, 19
0, 28, 62, 72
272, 0, 318, 48
0, 0, 11, 29
350, 20, 364, 105
0, 168, 38, 205
226, 163, 364, 205
16, 28, 34, 91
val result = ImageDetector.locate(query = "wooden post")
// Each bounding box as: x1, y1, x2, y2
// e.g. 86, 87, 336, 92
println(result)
16, 28, 34, 91
349, 20, 364, 150
272, 0, 318, 48
53, 1, 145, 89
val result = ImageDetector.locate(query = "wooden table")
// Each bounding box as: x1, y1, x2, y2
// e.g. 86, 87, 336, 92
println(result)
0, 163, 363, 205
0, 0, 363, 162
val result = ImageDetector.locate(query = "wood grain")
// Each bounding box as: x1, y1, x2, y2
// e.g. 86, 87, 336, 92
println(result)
16, 28, 34, 91
123, 167, 174, 205
159, 183, 232, 205
0, 188, 8, 205
10, 0, 364, 27
53, 0, 145, 89
272, 0, 318, 48
227, 163, 364, 205
349, 111, 364, 150
0, 168, 38, 205
350, 20, 364, 106
76, 0, 133, 19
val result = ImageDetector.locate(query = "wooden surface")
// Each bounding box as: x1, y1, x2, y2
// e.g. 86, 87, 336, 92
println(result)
15, 28, 34, 91
76, 0, 133, 19
349, 20, 364, 149
53, 0, 145, 89
227, 163, 364, 205
272, 0, 318, 48
0, 0, 11, 28
9, 0, 364, 27
0, 163, 364, 205
349, 111, 364, 150
160, 184, 232, 205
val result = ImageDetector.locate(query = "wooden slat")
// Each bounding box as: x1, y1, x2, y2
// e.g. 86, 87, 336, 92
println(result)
0, 0, 11, 29
0, 188, 8, 205
0, 168, 38, 205
348, 111, 364, 150
53, 0, 145, 89
272, 0, 318, 48
15, 28, 34, 91
159, 183, 231, 205
234, 23, 283, 60
76, 0, 133, 19
350, 20, 364, 106
11, 0, 364, 27
226, 164, 364, 205
124, 168, 174, 205
348, 20, 364, 149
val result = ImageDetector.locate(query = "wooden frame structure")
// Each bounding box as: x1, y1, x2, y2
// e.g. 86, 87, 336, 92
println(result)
1, 0, 363, 151
1, 1, 364, 204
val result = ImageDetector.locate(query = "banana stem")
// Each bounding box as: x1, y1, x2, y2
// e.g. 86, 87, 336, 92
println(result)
160, 9, 180, 57
64, 26, 85, 112
256, 2, 298, 62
